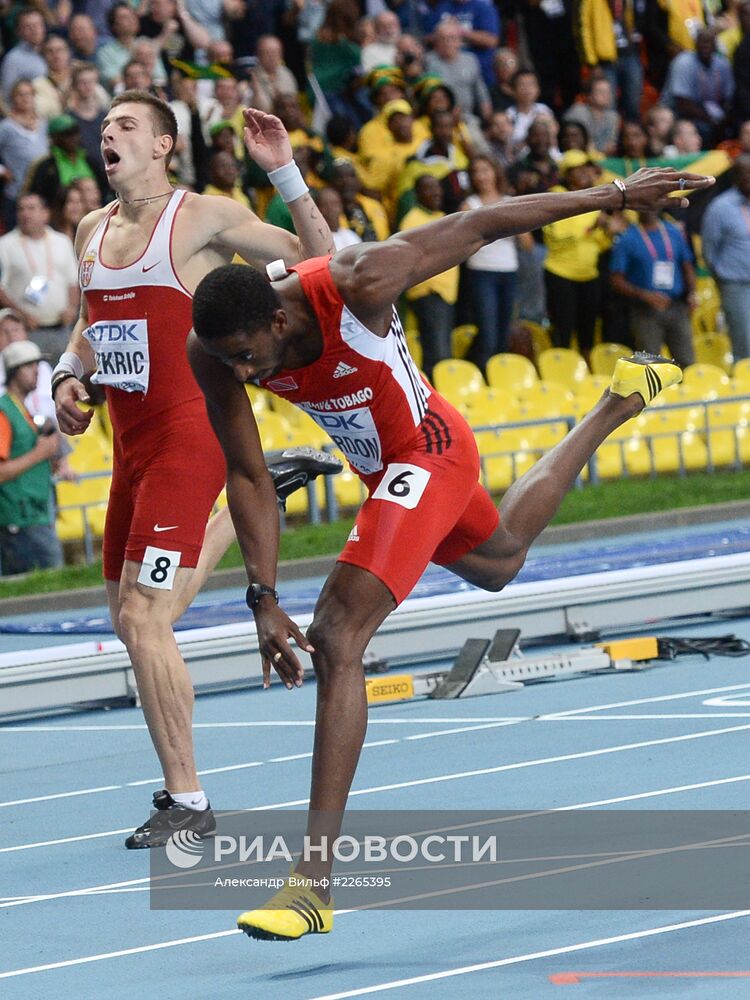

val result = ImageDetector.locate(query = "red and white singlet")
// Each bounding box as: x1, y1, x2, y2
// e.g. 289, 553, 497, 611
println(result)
80, 191, 225, 583
261, 257, 499, 603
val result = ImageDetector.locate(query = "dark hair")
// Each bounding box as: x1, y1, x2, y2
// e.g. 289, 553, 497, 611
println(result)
110, 90, 178, 164
107, 2, 133, 32
193, 264, 280, 341
326, 113, 356, 147
511, 68, 537, 87
559, 119, 590, 152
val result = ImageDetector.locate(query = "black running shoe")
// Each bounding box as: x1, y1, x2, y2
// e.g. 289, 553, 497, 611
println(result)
267, 446, 343, 509
124, 789, 216, 850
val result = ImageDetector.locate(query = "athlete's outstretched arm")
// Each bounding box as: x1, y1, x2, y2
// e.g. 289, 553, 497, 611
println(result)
213, 109, 334, 265
331, 168, 715, 327
186, 332, 312, 688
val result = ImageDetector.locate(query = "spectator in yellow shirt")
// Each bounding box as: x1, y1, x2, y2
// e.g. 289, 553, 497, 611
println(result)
399, 174, 459, 378
364, 99, 423, 219
543, 150, 625, 358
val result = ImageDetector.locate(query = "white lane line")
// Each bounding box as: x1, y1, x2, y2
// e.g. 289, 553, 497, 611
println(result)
545, 682, 750, 718
307, 911, 750, 1000
0, 929, 243, 979
4, 721, 750, 853
337, 723, 750, 801
0, 717, 527, 732
705, 695, 750, 707
5, 772, 749, 910
0, 786, 121, 809
547, 713, 750, 721
404, 722, 522, 741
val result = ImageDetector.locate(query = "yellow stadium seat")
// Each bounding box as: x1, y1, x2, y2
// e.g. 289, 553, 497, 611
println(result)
93, 403, 113, 442
334, 467, 367, 508
537, 348, 589, 389
589, 342, 631, 377
256, 411, 296, 451
451, 324, 477, 359
693, 332, 733, 373
475, 425, 536, 491
463, 387, 521, 427
635, 405, 703, 437
516, 380, 576, 417
691, 300, 719, 336
524, 420, 568, 451
245, 383, 271, 415
406, 330, 423, 369
732, 358, 750, 389
485, 352, 538, 392
682, 363, 732, 398
522, 321, 553, 358
589, 435, 653, 480
432, 359, 486, 406
638, 419, 709, 473
705, 424, 750, 468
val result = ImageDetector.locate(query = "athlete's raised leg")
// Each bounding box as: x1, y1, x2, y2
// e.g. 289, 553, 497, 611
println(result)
447, 355, 681, 592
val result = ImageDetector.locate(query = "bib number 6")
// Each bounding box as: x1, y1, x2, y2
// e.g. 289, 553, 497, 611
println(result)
373, 463, 431, 510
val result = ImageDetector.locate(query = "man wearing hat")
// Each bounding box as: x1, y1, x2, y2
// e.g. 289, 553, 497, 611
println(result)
25, 113, 106, 209
357, 65, 408, 162
0, 339, 63, 575
0, 192, 80, 364
543, 149, 626, 357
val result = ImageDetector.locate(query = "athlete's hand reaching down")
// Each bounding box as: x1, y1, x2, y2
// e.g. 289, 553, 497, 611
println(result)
254, 603, 315, 690
54, 378, 94, 436
242, 108, 294, 173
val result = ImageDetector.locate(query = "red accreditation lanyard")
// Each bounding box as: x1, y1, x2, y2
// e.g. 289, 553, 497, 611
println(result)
638, 222, 673, 261
19, 233, 53, 277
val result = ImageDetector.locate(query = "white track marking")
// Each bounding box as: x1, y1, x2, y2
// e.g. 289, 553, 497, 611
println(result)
6, 681, 750, 812
546, 713, 750, 720
0, 717, 527, 732
0, 929, 243, 979
0, 786, 120, 808
4, 773, 749, 909
404, 722, 522, 740
544, 682, 750, 718
4, 722, 749, 854
704, 694, 750, 707
307, 911, 750, 1000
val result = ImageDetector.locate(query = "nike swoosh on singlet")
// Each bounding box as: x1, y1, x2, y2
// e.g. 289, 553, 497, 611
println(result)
153, 524, 178, 532
142, 261, 161, 272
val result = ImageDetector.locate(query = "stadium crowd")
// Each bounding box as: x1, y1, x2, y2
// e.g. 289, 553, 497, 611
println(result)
0, 0, 749, 573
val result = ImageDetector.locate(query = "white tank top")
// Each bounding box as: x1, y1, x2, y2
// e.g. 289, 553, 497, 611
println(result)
464, 194, 519, 273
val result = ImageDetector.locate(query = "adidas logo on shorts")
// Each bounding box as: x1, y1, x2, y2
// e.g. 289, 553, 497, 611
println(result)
348, 525, 360, 542
333, 361, 358, 378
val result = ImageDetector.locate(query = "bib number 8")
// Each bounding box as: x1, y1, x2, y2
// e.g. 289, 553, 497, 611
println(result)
150, 556, 172, 584
137, 545, 181, 591
373, 463, 431, 510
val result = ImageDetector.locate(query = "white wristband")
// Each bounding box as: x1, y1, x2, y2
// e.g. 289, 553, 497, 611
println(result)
267, 160, 308, 204
53, 351, 85, 381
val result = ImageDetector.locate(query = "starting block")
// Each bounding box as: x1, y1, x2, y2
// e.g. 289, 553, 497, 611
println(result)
364, 629, 658, 705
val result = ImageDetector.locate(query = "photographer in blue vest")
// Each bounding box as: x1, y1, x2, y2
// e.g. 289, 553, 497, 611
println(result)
0, 340, 63, 575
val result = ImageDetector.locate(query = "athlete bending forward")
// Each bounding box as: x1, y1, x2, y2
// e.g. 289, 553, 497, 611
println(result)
53, 92, 338, 848
189, 165, 714, 940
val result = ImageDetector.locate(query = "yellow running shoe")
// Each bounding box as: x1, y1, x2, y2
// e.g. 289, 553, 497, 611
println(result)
610, 352, 682, 406
237, 874, 333, 941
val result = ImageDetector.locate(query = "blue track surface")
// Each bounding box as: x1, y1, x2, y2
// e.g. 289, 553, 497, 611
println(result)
2, 612, 750, 999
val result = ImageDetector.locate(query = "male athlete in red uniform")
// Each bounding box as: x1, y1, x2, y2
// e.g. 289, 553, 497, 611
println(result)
52, 92, 337, 848
189, 165, 714, 939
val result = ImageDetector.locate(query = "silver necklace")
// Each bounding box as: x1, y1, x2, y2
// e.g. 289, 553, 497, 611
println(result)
119, 189, 174, 206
